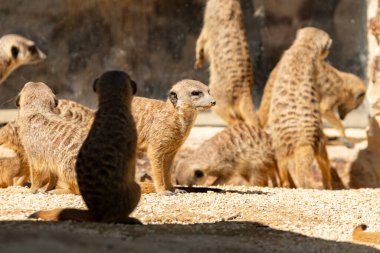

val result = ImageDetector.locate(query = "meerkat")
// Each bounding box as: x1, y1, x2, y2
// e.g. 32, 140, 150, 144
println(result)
16, 82, 89, 194
0, 121, 29, 187
175, 122, 283, 187
195, 0, 258, 126
352, 224, 380, 245
258, 61, 366, 148
0, 34, 46, 84
133, 80, 215, 194
30, 70, 141, 224
0, 99, 94, 189
267, 27, 333, 189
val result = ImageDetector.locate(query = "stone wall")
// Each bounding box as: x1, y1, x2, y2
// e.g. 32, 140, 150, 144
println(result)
0, 0, 367, 109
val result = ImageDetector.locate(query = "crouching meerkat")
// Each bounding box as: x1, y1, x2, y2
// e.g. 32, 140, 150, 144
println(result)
268, 27, 333, 189
0, 34, 46, 84
16, 82, 89, 194
30, 71, 141, 224
259, 61, 366, 149
195, 0, 258, 126
175, 122, 281, 187
352, 224, 380, 245
133, 80, 216, 194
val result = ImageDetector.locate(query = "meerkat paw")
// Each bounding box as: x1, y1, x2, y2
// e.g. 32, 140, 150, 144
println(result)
340, 137, 354, 149
174, 188, 187, 194
194, 59, 204, 69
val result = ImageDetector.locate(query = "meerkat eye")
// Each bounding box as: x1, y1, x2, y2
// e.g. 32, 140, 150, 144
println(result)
194, 169, 204, 178
11, 46, 19, 59
28, 45, 38, 54
191, 91, 202, 96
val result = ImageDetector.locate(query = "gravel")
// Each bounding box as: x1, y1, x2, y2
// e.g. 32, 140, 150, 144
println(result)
0, 127, 379, 253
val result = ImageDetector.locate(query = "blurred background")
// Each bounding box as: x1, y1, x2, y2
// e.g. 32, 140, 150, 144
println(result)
0, 0, 367, 111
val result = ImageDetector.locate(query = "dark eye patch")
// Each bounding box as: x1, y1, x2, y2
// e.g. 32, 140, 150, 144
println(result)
11, 46, 19, 59
191, 90, 202, 96
194, 169, 204, 178
28, 45, 38, 54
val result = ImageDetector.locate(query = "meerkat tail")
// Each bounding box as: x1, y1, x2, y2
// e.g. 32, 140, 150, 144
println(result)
139, 182, 157, 194
352, 224, 380, 244
29, 208, 92, 222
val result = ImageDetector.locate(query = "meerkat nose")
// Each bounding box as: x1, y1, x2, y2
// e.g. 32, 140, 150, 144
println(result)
211, 100, 216, 106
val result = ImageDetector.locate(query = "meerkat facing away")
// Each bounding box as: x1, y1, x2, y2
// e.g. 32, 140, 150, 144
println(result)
352, 224, 380, 245
0, 34, 46, 85
258, 61, 366, 148
30, 71, 141, 224
133, 80, 216, 194
268, 27, 332, 189
175, 122, 282, 187
195, 0, 258, 126
16, 82, 89, 194
0, 99, 94, 189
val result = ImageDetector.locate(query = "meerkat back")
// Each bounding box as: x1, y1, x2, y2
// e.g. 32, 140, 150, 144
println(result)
75, 70, 141, 223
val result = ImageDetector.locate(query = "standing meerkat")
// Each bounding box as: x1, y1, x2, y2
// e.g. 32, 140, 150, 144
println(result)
30, 70, 141, 224
352, 224, 380, 245
0, 34, 46, 84
259, 61, 366, 148
0, 99, 94, 189
16, 82, 88, 194
175, 122, 282, 187
133, 80, 216, 194
195, 0, 258, 126
268, 27, 333, 189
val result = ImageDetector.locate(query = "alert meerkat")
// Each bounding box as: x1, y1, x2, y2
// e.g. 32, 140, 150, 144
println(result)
133, 80, 215, 194
0, 34, 46, 84
352, 224, 380, 245
30, 70, 141, 224
259, 62, 366, 149
16, 82, 88, 194
268, 27, 333, 189
195, 0, 258, 126
175, 122, 281, 187
0, 99, 94, 189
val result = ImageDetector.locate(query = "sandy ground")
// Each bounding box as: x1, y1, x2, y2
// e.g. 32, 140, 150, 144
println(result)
0, 127, 379, 253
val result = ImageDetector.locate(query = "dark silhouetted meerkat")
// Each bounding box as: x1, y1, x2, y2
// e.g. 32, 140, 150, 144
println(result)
195, 0, 258, 126
30, 70, 141, 224
133, 80, 216, 194
16, 82, 88, 194
267, 27, 333, 189
0, 34, 46, 84
259, 61, 366, 149
175, 122, 281, 187
352, 224, 380, 245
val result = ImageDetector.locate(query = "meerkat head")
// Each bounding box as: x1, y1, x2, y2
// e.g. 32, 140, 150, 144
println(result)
175, 159, 223, 186
16, 82, 58, 115
337, 72, 366, 120
295, 27, 332, 59
93, 70, 137, 103
207, 0, 242, 21
0, 34, 46, 67
168, 79, 216, 111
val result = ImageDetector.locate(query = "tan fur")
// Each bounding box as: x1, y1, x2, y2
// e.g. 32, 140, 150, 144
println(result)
30, 71, 141, 224
195, 0, 258, 126
0, 99, 94, 189
132, 80, 215, 194
0, 34, 46, 84
352, 224, 380, 245
16, 82, 88, 194
175, 122, 283, 187
267, 27, 332, 189
259, 62, 366, 148
0, 156, 20, 187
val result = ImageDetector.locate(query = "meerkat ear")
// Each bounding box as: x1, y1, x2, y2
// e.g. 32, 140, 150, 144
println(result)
169, 91, 178, 107
11, 46, 19, 59
15, 95, 20, 107
92, 78, 100, 93
130, 79, 137, 95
